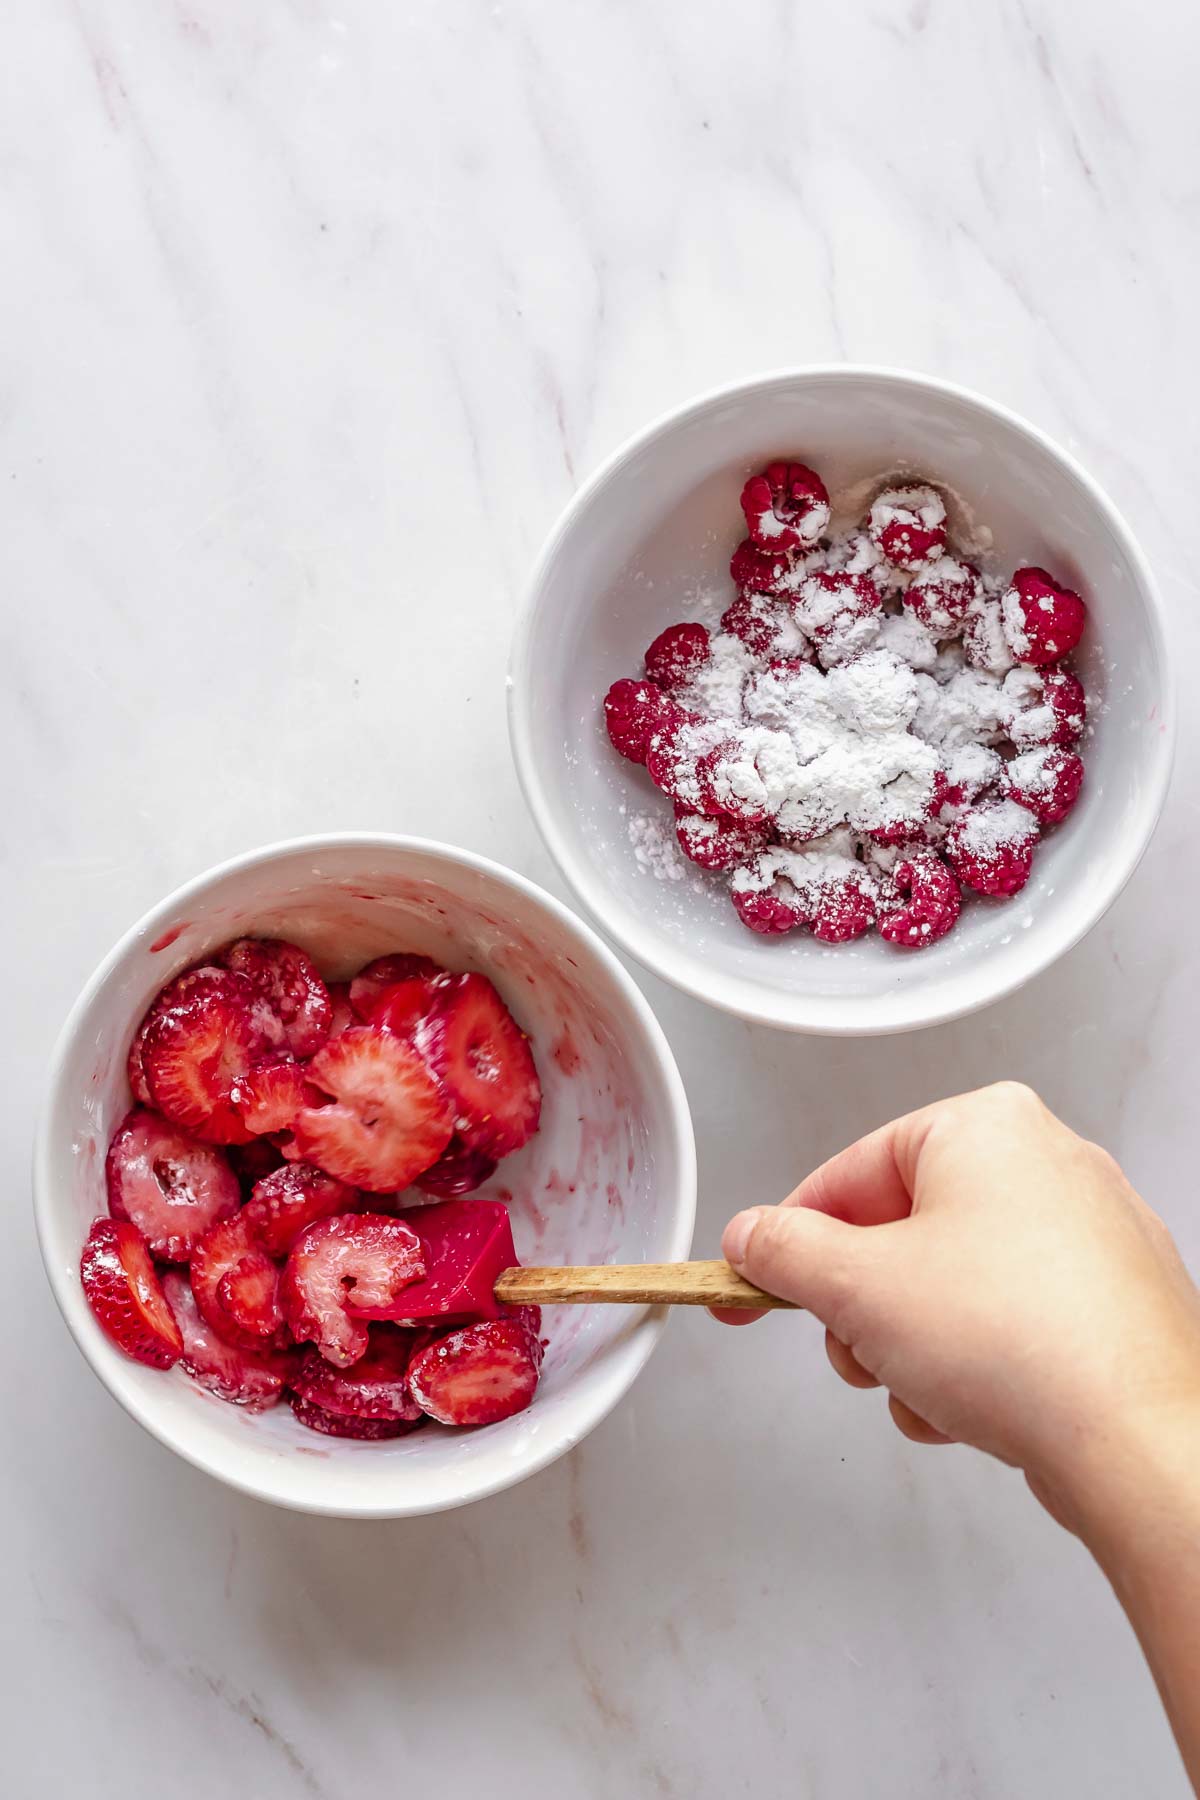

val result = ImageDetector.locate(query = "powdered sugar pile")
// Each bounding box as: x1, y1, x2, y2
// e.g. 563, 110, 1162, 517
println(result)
602, 462, 1091, 949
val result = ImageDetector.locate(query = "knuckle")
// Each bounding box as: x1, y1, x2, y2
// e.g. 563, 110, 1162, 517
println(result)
985, 1079, 1044, 1115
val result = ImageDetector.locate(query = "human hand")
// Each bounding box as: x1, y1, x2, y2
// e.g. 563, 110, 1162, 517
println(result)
717, 1083, 1200, 1539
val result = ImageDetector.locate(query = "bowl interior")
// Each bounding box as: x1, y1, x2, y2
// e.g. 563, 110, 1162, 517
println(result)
513, 370, 1172, 1032
38, 841, 693, 1514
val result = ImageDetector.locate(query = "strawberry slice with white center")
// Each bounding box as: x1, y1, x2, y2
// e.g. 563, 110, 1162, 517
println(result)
161, 1271, 297, 1409
415, 974, 541, 1158
142, 992, 270, 1144
127, 965, 260, 1105
190, 1214, 289, 1351
291, 1026, 453, 1191
105, 1107, 241, 1262
242, 1162, 359, 1258
220, 937, 333, 1057
280, 1213, 425, 1366
230, 1060, 324, 1137
408, 1318, 543, 1427
80, 1218, 183, 1369
348, 953, 441, 1022
289, 1393, 424, 1439
293, 1324, 422, 1421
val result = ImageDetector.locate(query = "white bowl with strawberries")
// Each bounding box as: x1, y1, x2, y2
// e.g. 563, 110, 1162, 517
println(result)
510, 367, 1175, 1033
36, 835, 695, 1516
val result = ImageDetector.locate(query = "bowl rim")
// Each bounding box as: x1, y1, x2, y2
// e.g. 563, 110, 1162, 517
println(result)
508, 362, 1177, 1035
33, 831, 698, 1517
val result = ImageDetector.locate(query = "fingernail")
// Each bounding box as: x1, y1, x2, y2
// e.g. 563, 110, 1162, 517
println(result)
723, 1208, 765, 1268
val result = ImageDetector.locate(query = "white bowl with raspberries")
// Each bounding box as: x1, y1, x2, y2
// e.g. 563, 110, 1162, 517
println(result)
510, 367, 1174, 1034
35, 836, 696, 1515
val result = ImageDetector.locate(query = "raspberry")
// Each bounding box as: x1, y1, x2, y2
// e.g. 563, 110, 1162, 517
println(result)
674, 806, 771, 872
878, 855, 962, 948
694, 735, 772, 825
645, 717, 708, 807
939, 744, 1004, 812
729, 538, 793, 595
1000, 567, 1087, 666
644, 622, 711, 691
794, 570, 882, 667
1002, 667, 1086, 750
905, 558, 981, 636
868, 485, 947, 571
946, 799, 1040, 897
720, 590, 810, 660
739, 460, 830, 551
1003, 746, 1084, 825
730, 887, 803, 935
961, 597, 1015, 677
603, 678, 682, 765
810, 878, 876, 944
869, 775, 944, 848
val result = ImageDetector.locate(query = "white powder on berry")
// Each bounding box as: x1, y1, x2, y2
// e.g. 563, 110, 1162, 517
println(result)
869, 484, 946, 535
913, 669, 1006, 748
955, 797, 1038, 855
1000, 584, 1031, 659
611, 470, 1088, 947
877, 609, 939, 672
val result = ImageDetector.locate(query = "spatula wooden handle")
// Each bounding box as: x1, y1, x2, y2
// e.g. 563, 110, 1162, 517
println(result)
494, 1260, 797, 1310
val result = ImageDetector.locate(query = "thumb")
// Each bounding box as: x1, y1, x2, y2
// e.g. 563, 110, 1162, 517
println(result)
723, 1204, 882, 1334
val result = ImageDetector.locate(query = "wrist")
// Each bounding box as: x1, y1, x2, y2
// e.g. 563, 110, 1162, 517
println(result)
1034, 1393, 1200, 1579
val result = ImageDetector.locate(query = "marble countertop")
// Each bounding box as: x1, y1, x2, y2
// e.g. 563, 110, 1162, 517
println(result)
7, 2, 1199, 1793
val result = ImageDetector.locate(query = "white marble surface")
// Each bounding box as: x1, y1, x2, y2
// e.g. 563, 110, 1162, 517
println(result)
7, 1, 1200, 1793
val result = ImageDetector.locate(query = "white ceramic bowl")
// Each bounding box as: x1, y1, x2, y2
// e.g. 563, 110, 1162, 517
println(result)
35, 836, 696, 1517
510, 367, 1175, 1034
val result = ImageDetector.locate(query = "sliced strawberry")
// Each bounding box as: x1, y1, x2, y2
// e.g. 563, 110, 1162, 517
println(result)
293, 1325, 421, 1421
227, 1137, 286, 1190
416, 974, 541, 1158
289, 1392, 424, 1440
291, 1026, 453, 1191
280, 1213, 425, 1366
501, 1302, 543, 1338
230, 1060, 323, 1136
142, 992, 270, 1143
218, 1254, 283, 1339
80, 1218, 183, 1369
358, 1199, 515, 1324
105, 1107, 240, 1262
327, 981, 356, 1036
127, 965, 253, 1105
349, 954, 440, 1021
243, 1161, 359, 1258
408, 1319, 543, 1427
371, 977, 439, 1040
220, 937, 332, 1057
191, 1214, 289, 1352
415, 1140, 498, 1197
161, 1271, 296, 1409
